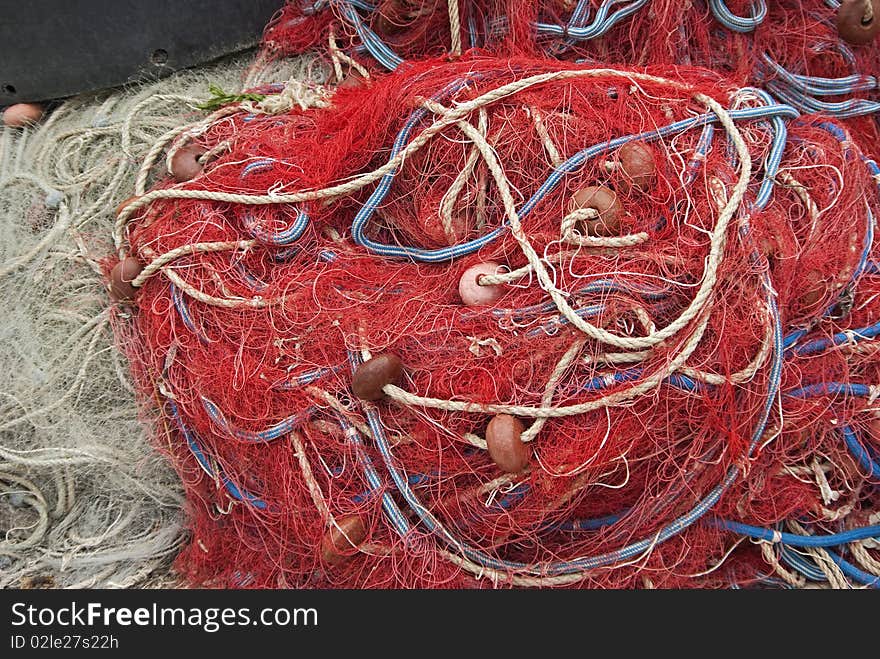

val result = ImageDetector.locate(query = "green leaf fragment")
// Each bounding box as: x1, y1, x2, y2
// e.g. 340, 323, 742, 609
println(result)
197, 84, 267, 112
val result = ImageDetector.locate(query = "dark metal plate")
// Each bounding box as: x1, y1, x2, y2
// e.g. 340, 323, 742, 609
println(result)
0, 0, 282, 104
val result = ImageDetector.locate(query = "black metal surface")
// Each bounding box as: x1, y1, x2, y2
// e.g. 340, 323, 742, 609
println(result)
0, 0, 283, 104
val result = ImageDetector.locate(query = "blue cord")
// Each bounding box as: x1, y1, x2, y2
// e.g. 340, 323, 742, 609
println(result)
200, 396, 316, 442
825, 550, 880, 588
241, 208, 310, 246
711, 519, 880, 547
171, 284, 209, 344
841, 425, 880, 479
784, 382, 874, 398
709, 0, 767, 33
168, 399, 267, 509
535, 0, 650, 42
780, 544, 828, 581
788, 320, 880, 358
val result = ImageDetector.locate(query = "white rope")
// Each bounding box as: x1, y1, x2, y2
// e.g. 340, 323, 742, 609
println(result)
447, 0, 463, 55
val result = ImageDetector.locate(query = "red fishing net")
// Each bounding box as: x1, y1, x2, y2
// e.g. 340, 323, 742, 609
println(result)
261, 2, 880, 154
262, 2, 879, 74
108, 55, 880, 588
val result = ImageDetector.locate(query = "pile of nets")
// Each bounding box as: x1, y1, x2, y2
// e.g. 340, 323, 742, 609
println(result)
0, 53, 326, 588
111, 55, 880, 588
